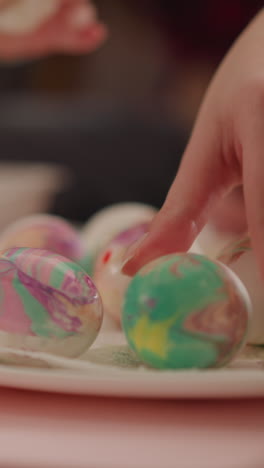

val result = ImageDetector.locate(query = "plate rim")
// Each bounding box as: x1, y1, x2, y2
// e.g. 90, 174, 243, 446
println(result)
0, 363, 264, 399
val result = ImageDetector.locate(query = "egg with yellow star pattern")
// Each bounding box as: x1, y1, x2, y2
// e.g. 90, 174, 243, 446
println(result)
122, 253, 251, 369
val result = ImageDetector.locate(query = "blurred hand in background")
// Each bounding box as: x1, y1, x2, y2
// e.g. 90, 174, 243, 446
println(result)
0, 0, 106, 60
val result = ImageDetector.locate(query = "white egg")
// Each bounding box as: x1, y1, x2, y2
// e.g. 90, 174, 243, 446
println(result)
81, 203, 157, 260
93, 222, 149, 325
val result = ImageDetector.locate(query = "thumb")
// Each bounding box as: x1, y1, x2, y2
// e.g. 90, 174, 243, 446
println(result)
122, 117, 227, 276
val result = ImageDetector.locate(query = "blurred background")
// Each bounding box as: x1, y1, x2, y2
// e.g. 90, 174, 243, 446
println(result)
0, 0, 262, 224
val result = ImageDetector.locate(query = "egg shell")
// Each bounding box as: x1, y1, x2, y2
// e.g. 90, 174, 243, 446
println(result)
94, 222, 149, 324
0, 247, 103, 362
0, 214, 85, 264
122, 253, 251, 369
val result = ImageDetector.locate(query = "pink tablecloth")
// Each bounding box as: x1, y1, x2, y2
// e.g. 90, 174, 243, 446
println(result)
0, 388, 263, 468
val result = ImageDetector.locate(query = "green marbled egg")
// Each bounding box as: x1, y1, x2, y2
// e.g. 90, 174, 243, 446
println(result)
122, 253, 251, 369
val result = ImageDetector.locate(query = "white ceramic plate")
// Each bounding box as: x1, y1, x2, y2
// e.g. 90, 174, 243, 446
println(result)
0, 329, 264, 399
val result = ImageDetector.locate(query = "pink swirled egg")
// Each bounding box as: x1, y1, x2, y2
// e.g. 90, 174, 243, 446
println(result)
0, 214, 85, 264
0, 247, 103, 361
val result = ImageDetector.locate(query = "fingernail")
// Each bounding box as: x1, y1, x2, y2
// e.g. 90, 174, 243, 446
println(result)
121, 233, 148, 270
69, 4, 97, 30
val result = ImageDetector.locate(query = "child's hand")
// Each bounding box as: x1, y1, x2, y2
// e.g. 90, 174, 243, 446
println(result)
122, 9, 264, 276
0, 0, 106, 60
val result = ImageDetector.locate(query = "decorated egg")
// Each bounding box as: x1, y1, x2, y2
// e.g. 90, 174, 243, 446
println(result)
217, 236, 264, 344
81, 203, 156, 270
122, 253, 251, 369
0, 214, 85, 265
94, 222, 149, 324
0, 247, 103, 361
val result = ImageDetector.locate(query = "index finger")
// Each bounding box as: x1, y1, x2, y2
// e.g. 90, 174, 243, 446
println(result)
122, 115, 227, 276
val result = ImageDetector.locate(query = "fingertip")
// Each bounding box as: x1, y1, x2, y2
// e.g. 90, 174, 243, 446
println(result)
79, 22, 108, 45
59, 23, 107, 53
121, 237, 154, 277
67, 2, 97, 30
121, 208, 203, 276
65, 0, 107, 47
121, 256, 141, 277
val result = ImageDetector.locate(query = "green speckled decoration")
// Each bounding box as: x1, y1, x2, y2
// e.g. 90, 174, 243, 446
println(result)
122, 254, 251, 369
